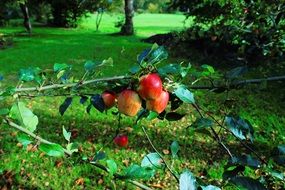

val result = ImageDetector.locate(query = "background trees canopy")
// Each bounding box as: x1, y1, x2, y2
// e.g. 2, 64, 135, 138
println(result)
169, 0, 285, 62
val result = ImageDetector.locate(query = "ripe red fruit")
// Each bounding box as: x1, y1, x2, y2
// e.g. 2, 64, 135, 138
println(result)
146, 90, 169, 114
138, 73, 163, 100
101, 91, 116, 109
117, 89, 142, 116
114, 134, 128, 147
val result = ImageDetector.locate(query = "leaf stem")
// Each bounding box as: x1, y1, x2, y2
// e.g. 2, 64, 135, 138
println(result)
141, 126, 180, 183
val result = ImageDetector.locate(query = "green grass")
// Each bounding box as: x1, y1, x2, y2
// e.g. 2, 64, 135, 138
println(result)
0, 13, 285, 189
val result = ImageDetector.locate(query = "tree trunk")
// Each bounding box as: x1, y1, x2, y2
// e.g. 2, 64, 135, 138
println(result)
20, 3, 32, 34
121, 0, 134, 35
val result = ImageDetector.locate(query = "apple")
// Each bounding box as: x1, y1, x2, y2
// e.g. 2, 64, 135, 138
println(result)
114, 134, 128, 147
117, 89, 142, 116
138, 73, 163, 100
146, 90, 169, 114
101, 91, 116, 109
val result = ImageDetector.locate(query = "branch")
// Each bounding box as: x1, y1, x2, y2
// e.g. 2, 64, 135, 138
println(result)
141, 126, 180, 183
192, 103, 234, 159
15, 75, 130, 92
90, 162, 153, 190
189, 75, 285, 90
3, 118, 72, 156
3, 118, 153, 190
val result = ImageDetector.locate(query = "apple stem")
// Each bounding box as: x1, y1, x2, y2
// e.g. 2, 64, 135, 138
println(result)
141, 126, 180, 183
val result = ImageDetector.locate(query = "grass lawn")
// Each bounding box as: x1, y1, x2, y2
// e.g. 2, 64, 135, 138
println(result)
0, 13, 285, 189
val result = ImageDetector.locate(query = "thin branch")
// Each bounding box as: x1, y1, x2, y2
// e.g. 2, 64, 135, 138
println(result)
90, 162, 153, 190
205, 113, 268, 164
141, 126, 180, 183
192, 103, 234, 159
3, 118, 153, 190
3, 118, 72, 156
15, 75, 130, 92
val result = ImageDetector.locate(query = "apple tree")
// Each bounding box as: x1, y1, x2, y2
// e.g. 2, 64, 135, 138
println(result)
0, 45, 285, 189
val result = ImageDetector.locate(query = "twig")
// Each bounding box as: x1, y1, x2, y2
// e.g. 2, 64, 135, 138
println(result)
205, 113, 268, 164
3, 118, 72, 156
3, 118, 153, 190
15, 75, 130, 92
141, 126, 180, 183
192, 103, 234, 159
89, 162, 153, 190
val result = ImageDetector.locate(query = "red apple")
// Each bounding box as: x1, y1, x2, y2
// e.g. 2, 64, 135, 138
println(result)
117, 89, 142, 116
114, 134, 128, 147
138, 73, 163, 100
102, 91, 116, 109
146, 90, 169, 114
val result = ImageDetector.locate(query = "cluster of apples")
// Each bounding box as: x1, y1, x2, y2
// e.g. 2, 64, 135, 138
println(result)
101, 73, 169, 117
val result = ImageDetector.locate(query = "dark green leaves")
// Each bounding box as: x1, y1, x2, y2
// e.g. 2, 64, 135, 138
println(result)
17, 133, 33, 148
106, 159, 117, 176
229, 176, 267, 190
174, 85, 195, 104
225, 66, 248, 79
84, 60, 100, 72
19, 67, 42, 83
138, 45, 168, 67
271, 145, 285, 165
90, 94, 105, 113
92, 151, 106, 162
59, 97, 73, 116
53, 63, 71, 73
0, 108, 9, 116
225, 116, 254, 142
191, 118, 214, 129
179, 170, 197, 190
141, 153, 164, 168
170, 141, 180, 158
62, 126, 71, 142
124, 164, 156, 180
10, 102, 38, 132
165, 112, 185, 121
39, 143, 65, 157
230, 155, 261, 169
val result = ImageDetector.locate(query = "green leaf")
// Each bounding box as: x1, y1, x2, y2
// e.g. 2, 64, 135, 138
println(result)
84, 60, 97, 72
59, 97, 73, 116
147, 111, 158, 120
102, 57, 113, 67
225, 116, 254, 142
62, 126, 71, 142
92, 151, 106, 162
17, 133, 33, 148
148, 46, 168, 64
170, 141, 180, 158
230, 155, 261, 169
157, 64, 181, 76
129, 65, 141, 74
229, 176, 267, 190
19, 67, 41, 82
124, 164, 156, 180
141, 153, 164, 168
66, 143, 78, 154
39, 143, 65, 157
53, 63, 70, 73
201, 64, 215, 74
0, 108, 9, 115
10, 102, 38, 132
191, 118, 214, 129
271, 145, 285, 165
165, 112, 185, 121
174, 85, 195, 104
201, 185, 221, 190
106, 159, 118, 176
179, 170, 197, 190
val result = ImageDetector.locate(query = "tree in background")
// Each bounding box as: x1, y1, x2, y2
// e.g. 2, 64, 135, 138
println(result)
169, 0, 285, 61
120, 0, 134, 35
